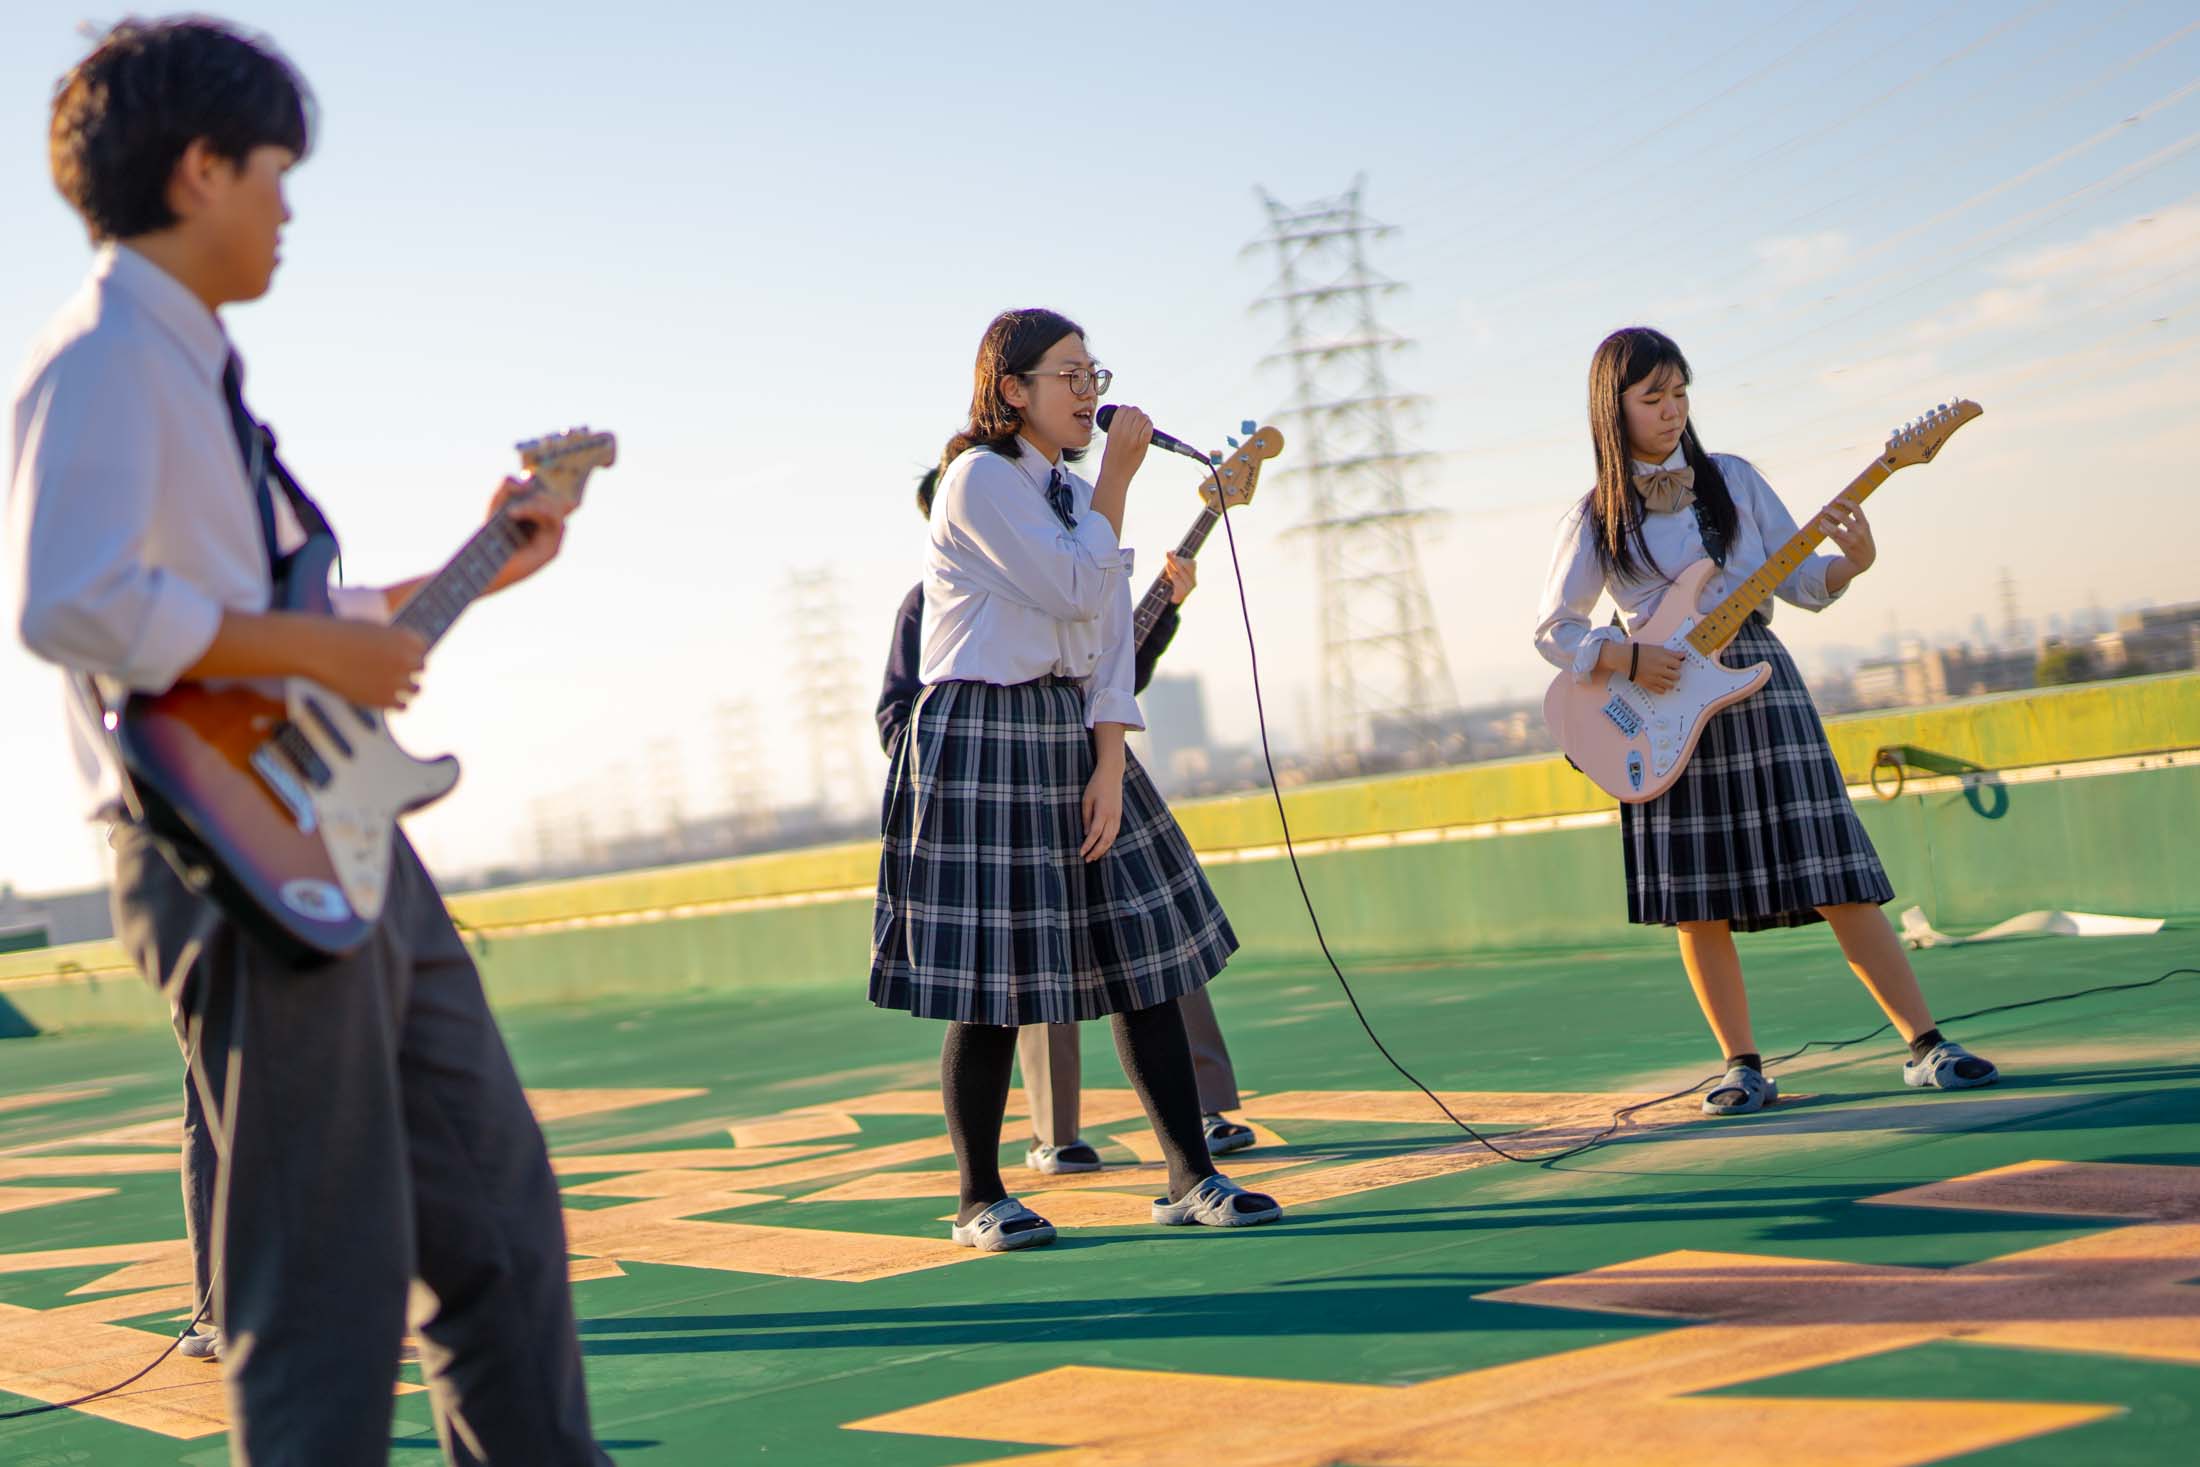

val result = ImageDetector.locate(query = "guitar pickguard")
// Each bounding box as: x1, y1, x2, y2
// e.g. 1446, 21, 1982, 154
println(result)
1609, 620, 1758, 779
271, 679, 460, 925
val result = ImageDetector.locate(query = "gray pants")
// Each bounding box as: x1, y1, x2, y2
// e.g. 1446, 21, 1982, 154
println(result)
112, 824, 608, 1467
1018, 986, 1242, 1148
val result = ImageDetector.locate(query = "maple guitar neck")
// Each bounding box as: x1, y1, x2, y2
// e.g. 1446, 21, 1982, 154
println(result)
1132, 502, 1223, 644
1685, 459, 1891, 656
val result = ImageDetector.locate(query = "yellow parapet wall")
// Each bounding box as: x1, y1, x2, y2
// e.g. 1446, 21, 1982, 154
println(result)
3, 671, 2194, 1000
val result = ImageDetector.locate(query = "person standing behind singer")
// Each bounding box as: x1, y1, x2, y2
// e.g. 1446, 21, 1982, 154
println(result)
869, 307, 1280, 1250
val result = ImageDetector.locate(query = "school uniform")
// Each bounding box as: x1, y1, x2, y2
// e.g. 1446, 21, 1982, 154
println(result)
875, 560, 1239, 1147
869, 440, 1237, 1024
5, 244, 607, 1465
1533, 447, 1894, 932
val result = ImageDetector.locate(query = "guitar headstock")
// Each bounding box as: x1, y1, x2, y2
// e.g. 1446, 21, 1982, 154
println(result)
1881, 399, 1981, 471
1199, 423, 1285, 513
516, 426, 617, 511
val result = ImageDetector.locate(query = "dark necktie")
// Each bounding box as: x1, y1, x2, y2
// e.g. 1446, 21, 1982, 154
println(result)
1045, 467, 1077, 531
220, 354, 281, 571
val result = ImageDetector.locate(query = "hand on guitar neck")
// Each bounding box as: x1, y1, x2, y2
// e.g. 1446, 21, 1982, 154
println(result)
1161, 551, 1196, 605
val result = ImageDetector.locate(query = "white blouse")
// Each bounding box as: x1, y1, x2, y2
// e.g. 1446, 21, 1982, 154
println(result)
918, 440, 1143, 730
1533, 447, 1846, 682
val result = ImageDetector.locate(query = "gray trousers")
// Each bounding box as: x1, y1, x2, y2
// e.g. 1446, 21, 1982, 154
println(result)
1017, 986, 1241, 1148
112, 824, 608, 1467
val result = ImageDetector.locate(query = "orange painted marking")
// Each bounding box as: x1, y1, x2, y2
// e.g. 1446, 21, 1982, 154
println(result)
1865, 1159, 2200, 1222
0, 1088, 110, 1117
551, 1144, 848, 1175
562, 1206, 979, 1282
564, 1169, 783, 1203
0, 1153, 176, 1181
21, 1115, 181, 1149
728, 1111, 863, 1148
851, 1161, 2199, 1465
1105, 1120, 1290, 1163
1238, 1088, 1673, 1126
524, 1087, 707, 1123
0, 1183, 112, 1215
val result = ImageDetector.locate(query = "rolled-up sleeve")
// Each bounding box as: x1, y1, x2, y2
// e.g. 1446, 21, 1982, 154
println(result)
7, 346, 223, 692
1532, 503, 1624, 681
937, 453, 1130, 623
1730, 458, 1845, 612
1082, 572, 1145, 731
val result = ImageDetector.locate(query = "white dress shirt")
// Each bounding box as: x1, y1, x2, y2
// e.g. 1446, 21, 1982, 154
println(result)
6, 244, 384, 820
919, 440, 1143, 730
1533, 447, 1846, 681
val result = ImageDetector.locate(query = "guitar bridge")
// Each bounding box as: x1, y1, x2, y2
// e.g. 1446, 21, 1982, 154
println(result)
250, 739, 320, 833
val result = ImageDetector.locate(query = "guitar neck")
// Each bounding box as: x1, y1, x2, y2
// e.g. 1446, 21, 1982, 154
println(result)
1685, 460, 1890, 655
1132, 505, 1222, 643
390, 516, 534, 650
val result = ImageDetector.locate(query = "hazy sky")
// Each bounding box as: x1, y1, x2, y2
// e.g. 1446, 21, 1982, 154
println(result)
3, 1, 2196, 893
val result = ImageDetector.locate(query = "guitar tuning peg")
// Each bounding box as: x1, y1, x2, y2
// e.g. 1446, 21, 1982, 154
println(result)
1209, 450, 1224, 464
1241, 419, 1256, 435
1227, 435, 1241, 448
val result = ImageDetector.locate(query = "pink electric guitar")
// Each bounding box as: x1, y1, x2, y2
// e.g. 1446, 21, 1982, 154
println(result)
1544, 400, 1982, 804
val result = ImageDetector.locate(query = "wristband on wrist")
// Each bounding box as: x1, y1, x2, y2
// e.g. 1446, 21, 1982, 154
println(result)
1629, 642, 1641, 681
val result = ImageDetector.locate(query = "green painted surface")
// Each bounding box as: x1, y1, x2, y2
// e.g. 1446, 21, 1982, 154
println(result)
2, 923, 2197, 1462
7, 756, 2195, 1034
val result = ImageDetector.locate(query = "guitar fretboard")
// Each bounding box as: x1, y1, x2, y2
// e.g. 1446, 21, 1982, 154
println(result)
1685, 458, 1893, 656
391, 515, 535, 650
1133, 505, 1224, 644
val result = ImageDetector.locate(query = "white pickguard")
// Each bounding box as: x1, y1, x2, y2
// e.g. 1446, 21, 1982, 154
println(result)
257, 678, 459, 925
1597, 620, 1762, 781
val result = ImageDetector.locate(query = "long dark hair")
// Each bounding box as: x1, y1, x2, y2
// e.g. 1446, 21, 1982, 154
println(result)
1584, 326, 1738, 582
939, 308, 1088, 473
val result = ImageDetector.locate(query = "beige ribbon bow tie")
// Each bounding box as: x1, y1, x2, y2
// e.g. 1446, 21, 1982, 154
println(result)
1632, 464, 1696, 514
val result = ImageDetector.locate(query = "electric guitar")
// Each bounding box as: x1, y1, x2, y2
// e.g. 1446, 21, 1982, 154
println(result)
114, 428, 616, 961
1132, 423, 1284, 643
1544, 401, 1980, 804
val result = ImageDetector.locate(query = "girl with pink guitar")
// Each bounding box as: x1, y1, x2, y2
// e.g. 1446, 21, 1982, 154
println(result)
1532, 327, 2000, 1115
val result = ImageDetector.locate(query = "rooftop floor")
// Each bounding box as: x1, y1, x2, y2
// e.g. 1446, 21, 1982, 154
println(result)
3, 924, 2196, 1464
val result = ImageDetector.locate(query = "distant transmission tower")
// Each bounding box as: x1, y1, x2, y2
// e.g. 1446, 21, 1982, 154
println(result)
1250, 176, 1457, 757
713, 697, 770, 834
784, 567, 867, 816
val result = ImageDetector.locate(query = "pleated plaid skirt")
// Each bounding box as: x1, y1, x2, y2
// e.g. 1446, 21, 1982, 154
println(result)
1622, 616, 1894, 932
869, 677, 1239, 1025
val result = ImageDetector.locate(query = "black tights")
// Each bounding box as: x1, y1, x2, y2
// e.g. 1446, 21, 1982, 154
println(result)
943, 1000, 1216, 1222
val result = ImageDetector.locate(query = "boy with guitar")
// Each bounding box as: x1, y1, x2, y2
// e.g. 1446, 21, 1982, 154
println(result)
6, 20, 610, 1460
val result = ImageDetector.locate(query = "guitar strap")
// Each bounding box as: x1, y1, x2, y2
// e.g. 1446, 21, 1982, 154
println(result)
221, 356, 341, 580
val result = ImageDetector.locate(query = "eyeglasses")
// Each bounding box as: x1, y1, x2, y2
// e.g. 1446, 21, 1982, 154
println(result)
1021, 366, 1113, 398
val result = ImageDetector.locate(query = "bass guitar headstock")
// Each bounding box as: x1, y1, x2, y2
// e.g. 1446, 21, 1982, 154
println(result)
1199, 421, 1285, 513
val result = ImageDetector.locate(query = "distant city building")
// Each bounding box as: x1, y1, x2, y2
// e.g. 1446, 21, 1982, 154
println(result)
2093, 602, 2200, 677
1141, 675, 1213, 789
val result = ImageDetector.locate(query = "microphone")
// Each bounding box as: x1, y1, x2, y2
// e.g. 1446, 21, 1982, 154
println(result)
1095, 404, 1213, 465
